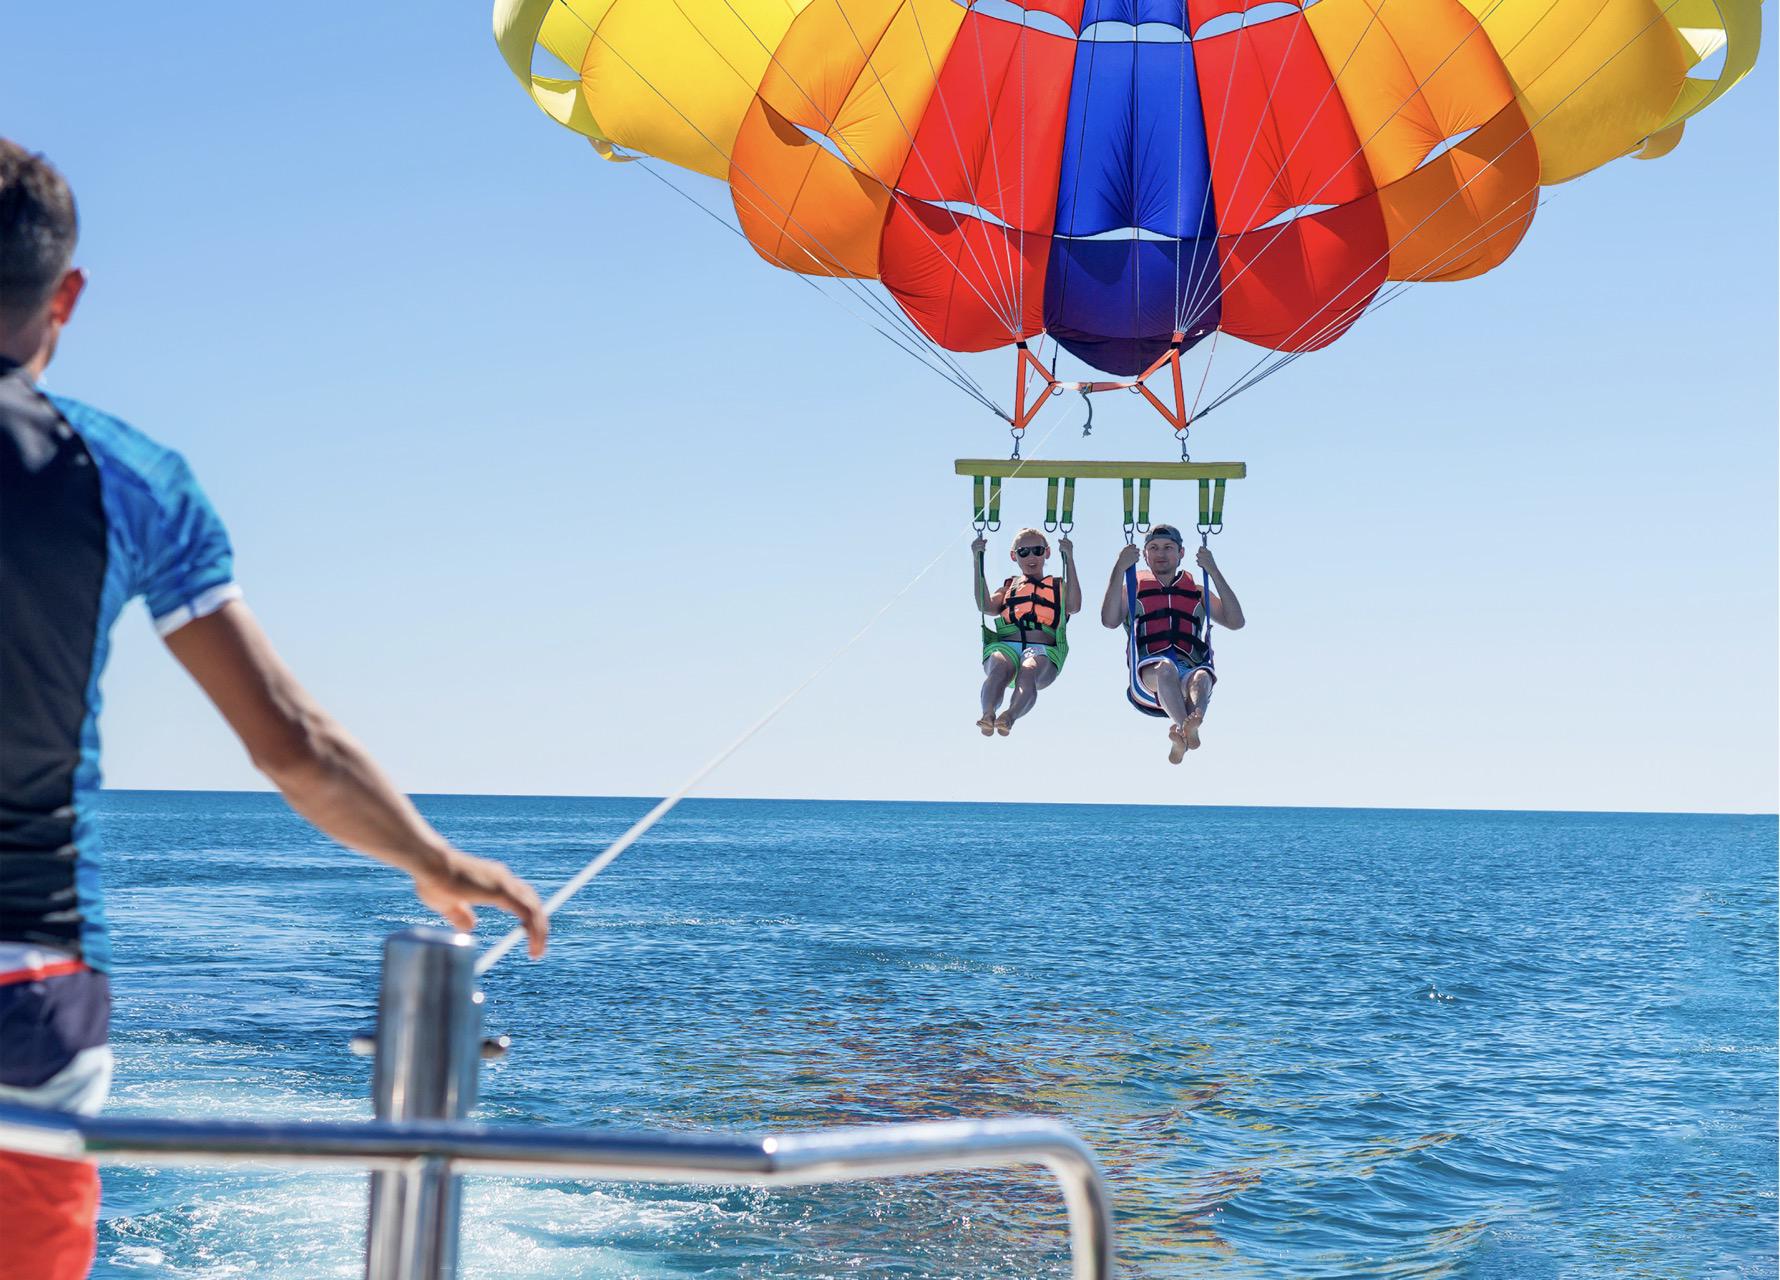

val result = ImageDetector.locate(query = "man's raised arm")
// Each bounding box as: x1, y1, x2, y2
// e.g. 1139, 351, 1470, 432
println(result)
163, 601, 549, 958
1197, 546, 1245, 630
1101, 543, 1138, 628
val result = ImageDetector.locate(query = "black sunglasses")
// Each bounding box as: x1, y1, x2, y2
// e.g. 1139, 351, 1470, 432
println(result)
1015, 545, 1048, 557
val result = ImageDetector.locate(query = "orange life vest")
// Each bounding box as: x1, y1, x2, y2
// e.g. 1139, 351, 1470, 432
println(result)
999, 574, 1062, 634
1135, 568, 1209, 662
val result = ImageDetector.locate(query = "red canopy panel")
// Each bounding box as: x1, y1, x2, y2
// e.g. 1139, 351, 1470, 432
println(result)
881, 198, 1049, 350
1216, 197, 1388, 351
880, 7, 1075, 351
1191, 7, 1385, 350
1192, 11, 1376, 233
893, 8, 1077, 234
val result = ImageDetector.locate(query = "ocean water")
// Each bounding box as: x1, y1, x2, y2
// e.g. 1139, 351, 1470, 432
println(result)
83, 792, 1774, 1279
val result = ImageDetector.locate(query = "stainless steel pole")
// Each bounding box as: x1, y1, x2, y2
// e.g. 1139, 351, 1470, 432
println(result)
364, 928, 483, 1280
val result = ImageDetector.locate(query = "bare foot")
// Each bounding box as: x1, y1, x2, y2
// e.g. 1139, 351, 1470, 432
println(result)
995, 713, 1014, 737
1167, 723, 1188, 765
1182, 715, 1203, 751
977, 713, 997, 737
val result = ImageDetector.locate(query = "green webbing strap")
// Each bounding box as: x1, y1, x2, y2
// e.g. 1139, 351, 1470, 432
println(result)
1045, 476, 1061, 530
972, 475, 987, 528
1060, 477, 1076, 531
1211, 478, 1227, 528
1137, 479, 1152, 529
1197, 479, 1211, 529
1122, 478, 1135, 525
988, 477, 1002, 528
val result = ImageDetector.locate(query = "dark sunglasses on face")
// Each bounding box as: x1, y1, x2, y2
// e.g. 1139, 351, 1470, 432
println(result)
1016, 545, 1047, 557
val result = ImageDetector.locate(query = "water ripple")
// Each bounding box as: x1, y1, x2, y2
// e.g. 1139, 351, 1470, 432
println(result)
85, 794, 1776, 1279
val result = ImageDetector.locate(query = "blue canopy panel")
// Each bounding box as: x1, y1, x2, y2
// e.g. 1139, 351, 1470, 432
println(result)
1044, 11, 1220, 375
1045, 239, 1217, 375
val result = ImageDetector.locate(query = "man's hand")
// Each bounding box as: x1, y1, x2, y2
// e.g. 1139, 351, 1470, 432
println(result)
166, 602, 555, 959
971, 535, 987, 555
1196, 545, 1217, 575
1114, 543, 1140, 572
1058, 536, 1074, 556
413, 849, 549, 959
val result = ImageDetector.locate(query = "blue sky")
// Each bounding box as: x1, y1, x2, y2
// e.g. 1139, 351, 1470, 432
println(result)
4, 4, 1774, 812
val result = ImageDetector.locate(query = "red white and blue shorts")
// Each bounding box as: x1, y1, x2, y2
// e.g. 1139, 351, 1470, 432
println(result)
0, 944, 112, 1280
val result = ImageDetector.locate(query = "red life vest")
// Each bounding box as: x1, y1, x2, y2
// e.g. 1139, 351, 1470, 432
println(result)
1135, 568, 1209, 661
1000, 574, 1062, 635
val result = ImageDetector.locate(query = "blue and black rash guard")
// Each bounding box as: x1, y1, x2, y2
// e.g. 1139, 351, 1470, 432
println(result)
0, 357, 238, 1088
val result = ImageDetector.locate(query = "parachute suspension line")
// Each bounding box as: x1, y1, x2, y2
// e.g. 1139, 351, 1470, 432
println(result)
1129, 20, 1142, 372
1176, 2, 1380, 333
1201, 0, 1664, 405
835, 7, 1020, 328
477, 409, 1077, 978
655, 0, 1022, 334
956, 3, 1025, 327
833, 0, 1023, 326
1195, 0, 1678, 415
581, 27, 1006, 417
1047, 12, 1107, 334
908, 0, 1038, 335
1019, 5, 1029, 340
1175, 14, 1253, 344
1199, 189, 1561, 416
1205, 194, 1551, 412
705, 0, 1017, 321
1172, 22, 1188, 342
1364, 191, 1564, 317
1187, 329, 1221, 427
589, 26, 940, 357
1180, 11, 1330, 332
633, 158, 1004, 418
1180, 0, 1564, 333
1179, 0, 1493, 328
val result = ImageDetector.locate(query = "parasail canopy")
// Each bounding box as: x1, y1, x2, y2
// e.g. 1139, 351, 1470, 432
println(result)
494, 0, 1761, 382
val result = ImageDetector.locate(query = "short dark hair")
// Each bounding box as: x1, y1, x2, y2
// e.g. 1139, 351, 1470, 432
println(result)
0, 140, 78, 319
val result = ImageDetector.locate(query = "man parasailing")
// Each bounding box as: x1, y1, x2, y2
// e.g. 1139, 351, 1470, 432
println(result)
972, 528, 1081, 736
1103, 525, 1244, 765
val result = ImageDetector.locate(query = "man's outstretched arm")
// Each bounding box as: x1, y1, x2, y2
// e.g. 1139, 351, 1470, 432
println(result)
162, 601, 549, 958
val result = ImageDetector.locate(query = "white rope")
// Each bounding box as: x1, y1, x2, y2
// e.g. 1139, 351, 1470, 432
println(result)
478, 413, 1072, 976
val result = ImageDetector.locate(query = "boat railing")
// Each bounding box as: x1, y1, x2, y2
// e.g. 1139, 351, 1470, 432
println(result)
0, 928, 1115, 1280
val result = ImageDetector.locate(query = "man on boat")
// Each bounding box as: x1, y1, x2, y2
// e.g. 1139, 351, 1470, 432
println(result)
0, 140, 549, 1279
971, 527, 1082, 736
1102, 525, 1245, 764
